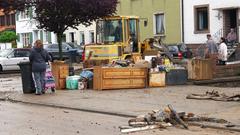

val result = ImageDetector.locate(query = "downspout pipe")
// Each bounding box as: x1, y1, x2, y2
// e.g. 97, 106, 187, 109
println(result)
181, 0, 185, 43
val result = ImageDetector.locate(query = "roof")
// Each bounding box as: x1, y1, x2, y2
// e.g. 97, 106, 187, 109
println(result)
0, 26, 16, 32
0, 10, 15, 16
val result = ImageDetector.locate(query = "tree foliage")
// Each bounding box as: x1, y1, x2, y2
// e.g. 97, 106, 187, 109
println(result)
0, 31, 17, 43
0, 0, 26, 13
33, 0, 118, 59
0, 0, 118, 59
32, 0, 118, 34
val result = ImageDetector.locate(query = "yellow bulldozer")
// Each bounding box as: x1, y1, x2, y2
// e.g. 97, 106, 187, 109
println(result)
82, 16, 170, 67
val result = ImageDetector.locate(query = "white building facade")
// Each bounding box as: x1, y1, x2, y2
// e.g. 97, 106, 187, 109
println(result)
183, 0, 240, 45
16, 8, 95, 47
64, 23, 96, 45
16, 9, 57, 48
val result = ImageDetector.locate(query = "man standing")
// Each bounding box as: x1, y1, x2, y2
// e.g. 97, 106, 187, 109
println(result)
206, 34, 218, 56
114, 20, 122, 42
226, 28, 237, 45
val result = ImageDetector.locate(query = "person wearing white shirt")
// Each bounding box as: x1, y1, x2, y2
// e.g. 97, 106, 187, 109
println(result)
218, 37, 228, 65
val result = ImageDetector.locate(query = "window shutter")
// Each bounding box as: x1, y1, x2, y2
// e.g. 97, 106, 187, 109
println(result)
40, 31, 43, 41
48, 32, 52, 43
17, 33, 20, 41
15, 11, 19, 21
29, 7, 33, 19
29, 33, 33, 45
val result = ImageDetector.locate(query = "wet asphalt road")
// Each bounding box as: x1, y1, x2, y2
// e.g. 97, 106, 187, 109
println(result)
0, 72, 240, 135
0, 101, 239, 135
0, 72, 22, 93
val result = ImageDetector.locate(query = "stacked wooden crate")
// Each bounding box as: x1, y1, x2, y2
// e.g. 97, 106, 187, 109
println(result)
187, 59, 213, 80
51, 62, 69, 89
93, 67, 147, 90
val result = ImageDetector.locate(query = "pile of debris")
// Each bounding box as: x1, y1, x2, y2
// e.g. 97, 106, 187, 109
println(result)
120, 105, 239, 133
186, 90, 240, 102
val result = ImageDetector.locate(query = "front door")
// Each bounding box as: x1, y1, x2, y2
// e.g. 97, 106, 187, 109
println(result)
223, 9, 238, 42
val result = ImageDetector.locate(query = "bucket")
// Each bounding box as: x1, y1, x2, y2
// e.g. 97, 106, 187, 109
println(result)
66, 76, 80, 90
80, 70, 93, 80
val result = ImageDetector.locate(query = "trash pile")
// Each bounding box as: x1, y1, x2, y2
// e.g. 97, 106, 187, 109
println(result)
119, 105, 239, 133
186, 90, 240, 102
150, 54, 185, 73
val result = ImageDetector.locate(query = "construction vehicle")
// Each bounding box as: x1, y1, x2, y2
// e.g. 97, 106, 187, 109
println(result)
82, 16, 167, 65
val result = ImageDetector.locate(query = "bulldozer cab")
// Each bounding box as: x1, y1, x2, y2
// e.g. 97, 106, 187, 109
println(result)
83, 16, 141, 64
96, 16, 140, 53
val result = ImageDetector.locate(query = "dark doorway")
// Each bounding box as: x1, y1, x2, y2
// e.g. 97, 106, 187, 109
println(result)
223, 9, 238, 41
70, 32, 75, 43
228, 10, 237, 28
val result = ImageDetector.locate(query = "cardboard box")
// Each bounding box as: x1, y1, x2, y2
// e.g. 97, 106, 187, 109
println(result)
149, 72, 166, 87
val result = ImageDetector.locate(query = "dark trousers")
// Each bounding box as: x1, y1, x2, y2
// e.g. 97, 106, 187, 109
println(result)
32, 71, 45, 94
218, 60, 226, 65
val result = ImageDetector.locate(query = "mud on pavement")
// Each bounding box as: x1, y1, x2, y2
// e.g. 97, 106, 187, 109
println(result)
0, 73, 22, 93
0, 101, 239, 135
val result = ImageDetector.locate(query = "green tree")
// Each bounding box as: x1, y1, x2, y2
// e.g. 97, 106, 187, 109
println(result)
31, 0, 118, 60
0, 31, 17, 49
0, 31, 17, 46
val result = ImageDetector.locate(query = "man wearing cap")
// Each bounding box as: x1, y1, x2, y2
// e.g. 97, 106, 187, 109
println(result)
206, 34, 218, 56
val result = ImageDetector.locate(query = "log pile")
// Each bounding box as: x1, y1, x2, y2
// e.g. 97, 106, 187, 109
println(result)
119, 105, 240, 133
186, 90, 240, 102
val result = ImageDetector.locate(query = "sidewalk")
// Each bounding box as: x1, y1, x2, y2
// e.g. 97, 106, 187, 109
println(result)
1, 85, 240, 124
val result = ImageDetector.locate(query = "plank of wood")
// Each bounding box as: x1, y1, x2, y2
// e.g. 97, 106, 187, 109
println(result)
189, 122, 240, 132
120, 125, 160, 133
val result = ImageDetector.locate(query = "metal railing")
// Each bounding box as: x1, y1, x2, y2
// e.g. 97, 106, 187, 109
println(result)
212, 28, 223, 42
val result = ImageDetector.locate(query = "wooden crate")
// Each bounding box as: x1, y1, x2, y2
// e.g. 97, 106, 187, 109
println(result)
84, 59, 109, 68
149, 72, 166, 87
59, 66, 69, 79
93, 67, 147, 90
51, 62, 69, 90
187, 59, 213, 80
59, 79, 66, 89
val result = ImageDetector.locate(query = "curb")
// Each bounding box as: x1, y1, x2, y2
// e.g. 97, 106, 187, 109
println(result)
193, 76, 240, 85
2, 96, 136, 118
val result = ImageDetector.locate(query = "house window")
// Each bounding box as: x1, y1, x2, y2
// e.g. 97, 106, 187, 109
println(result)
154, 13, 165, 35
6, 15, 11, 26
89, 31, 94, 43
0, 14, 15, 26
19, 10, 30, 20
194, 5, 209, 33
22, 33, 30, 47
69, 32, 75, 43
0, 16, 5, 26
11, 14, 15, 25
79, 31, 85, 45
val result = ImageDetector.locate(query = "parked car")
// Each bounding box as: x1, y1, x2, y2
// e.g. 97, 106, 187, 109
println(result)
167, 44, 192, 59
44, 42, 83, 61
0, 48, 31, 72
